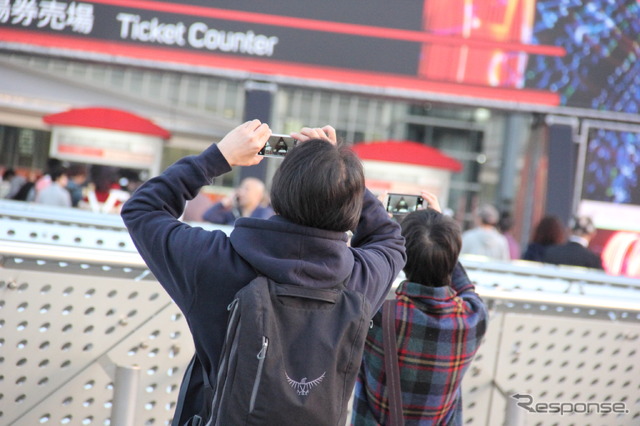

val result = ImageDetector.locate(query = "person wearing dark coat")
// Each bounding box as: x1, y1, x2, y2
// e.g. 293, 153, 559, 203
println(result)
202, 177, 273, 224
542, 216, 603, 270
521, 215, 565, 262
121, 121, 406, 422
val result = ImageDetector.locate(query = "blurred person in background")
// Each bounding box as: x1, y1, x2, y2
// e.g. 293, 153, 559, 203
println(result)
521, 215, 565, 262
542, 216, 604, 270
498, 210, 520, 260
89, 165, 119, 203
9, 169, 39, 202
202, 176, 274, 225
35, 166, 71, 207
118, 168, 144, 194
1, 168, 26, 199
461, 203, 510, 261
0, 168, 10, 198
66, 164, 88, 208
34, 158, 63, 197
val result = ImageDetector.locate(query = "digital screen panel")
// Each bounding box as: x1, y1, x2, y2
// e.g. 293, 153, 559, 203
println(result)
524, 0, 640, 114
0, 0, 638, 116
578, 126, 640, 277
581, 128, 640, 208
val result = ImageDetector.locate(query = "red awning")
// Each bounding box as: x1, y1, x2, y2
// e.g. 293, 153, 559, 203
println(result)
352, 140, 462, 172
43, 107, 171, 139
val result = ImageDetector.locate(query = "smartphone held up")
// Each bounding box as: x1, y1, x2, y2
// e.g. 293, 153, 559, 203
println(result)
386, 193, 426, 218
258, 134, 299, 158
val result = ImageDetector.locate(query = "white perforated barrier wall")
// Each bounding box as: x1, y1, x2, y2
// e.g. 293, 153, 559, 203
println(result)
464, 310, 640, 426
1, 201, 639, 425
493, 313, 638, 426
0, 269, 193, 425
3, 268, 638, 426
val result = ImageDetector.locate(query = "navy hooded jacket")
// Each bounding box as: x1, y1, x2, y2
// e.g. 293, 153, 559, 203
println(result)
121, 142, 406, 385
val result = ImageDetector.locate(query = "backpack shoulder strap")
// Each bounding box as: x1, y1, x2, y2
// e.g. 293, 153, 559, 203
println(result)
382, 299, 404, 426
171, 354, 199, 426
172, 354, 215, 426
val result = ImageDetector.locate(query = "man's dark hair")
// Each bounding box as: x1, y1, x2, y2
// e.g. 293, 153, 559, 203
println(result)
270, 139, 364, 232
45, 158, 63, 175
498, 211, 513, 233
67, 163, 88, 178
3, 169, 16, 180
400, 209, 462, 286
50, 166, 68, 182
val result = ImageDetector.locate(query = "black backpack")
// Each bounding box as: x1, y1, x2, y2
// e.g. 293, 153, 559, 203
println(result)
173, 275, 371, 426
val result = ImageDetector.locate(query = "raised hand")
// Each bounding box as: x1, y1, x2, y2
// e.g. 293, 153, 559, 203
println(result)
217, 120, 271, 166
290, 125, 337, 145
420, 190, 441, 213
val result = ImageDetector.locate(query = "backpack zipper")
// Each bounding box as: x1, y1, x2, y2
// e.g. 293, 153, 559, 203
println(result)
249, 336, 269, 413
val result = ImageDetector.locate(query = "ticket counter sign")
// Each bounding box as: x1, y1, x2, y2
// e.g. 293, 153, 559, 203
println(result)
1, 0, 639, 119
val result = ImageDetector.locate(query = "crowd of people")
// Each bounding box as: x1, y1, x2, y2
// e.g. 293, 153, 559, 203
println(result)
0, 161, 142, 213
184, 170, 604, 273
459, 202, 604, 271
1, 154, 605, 273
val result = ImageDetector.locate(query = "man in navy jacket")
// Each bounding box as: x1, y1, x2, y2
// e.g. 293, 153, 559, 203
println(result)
202, 176, 274, 225
121, 120, 406, 418
542, 215, 603, 270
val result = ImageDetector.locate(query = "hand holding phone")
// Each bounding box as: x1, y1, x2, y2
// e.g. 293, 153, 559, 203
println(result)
217, 119, 270, 166
290, 125, 337, 145
258, 134, 299, 158
419, 190, 441, 213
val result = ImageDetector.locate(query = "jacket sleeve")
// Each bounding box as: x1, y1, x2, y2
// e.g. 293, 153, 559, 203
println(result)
348, 190, 407, 315
451, 262, 475, 294
120, 144, 242, 314
452, 262, 489, 335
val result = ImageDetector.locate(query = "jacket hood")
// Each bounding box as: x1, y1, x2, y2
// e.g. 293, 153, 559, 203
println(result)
229, 216, 354, 287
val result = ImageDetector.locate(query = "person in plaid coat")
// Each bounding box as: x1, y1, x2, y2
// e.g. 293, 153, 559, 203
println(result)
352, 193, 488, 425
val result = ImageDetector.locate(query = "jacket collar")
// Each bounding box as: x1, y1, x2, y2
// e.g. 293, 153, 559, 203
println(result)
229, 216, 353, 287
396, 281, 462, 314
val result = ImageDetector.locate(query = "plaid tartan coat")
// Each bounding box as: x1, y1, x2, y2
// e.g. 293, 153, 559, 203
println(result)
351, 264, 488, 425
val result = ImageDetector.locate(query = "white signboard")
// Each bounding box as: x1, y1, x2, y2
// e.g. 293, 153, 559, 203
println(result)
50, 126, 163, 175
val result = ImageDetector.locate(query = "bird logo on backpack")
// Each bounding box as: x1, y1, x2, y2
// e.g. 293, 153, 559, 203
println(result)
285, 371, 326, 396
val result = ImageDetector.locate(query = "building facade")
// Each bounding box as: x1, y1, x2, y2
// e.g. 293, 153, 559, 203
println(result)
1, 0, 639, 270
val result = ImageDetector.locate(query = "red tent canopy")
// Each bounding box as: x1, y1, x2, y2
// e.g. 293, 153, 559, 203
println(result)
351, 140, 462, 172
43, 107, 171, 139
